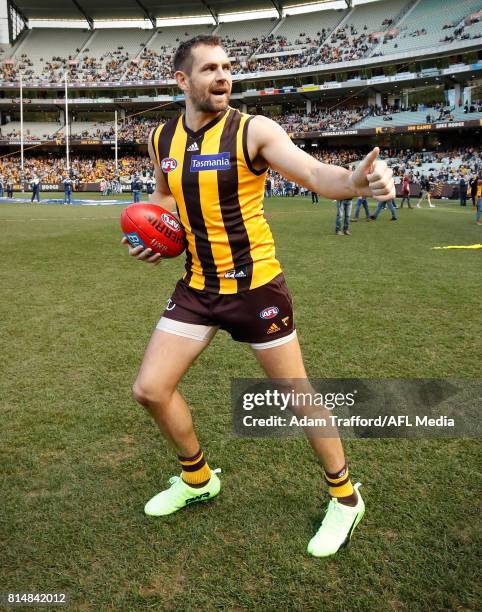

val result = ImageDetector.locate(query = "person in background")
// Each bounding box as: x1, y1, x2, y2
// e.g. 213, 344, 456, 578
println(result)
0, 176, 4, 198
352, 195, 370, 221
469, 175, 478, 209
370, 198, 398, 221
311, 190, 319, 205
131, 174, 143, 203
476, 175, 482, 226
336, 198, 353, 235
416, 175, 435, 208
146, 174, 155, 195
31, 175, 41, 203
6, 177, 13, 199
265, 176, 272, 198
63, 175, 73, 205
459, 176, 467, 207
400, 174, 412, 208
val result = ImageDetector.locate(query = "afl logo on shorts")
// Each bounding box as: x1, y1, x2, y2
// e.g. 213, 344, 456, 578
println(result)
161, 157, 178, 173
161, 213, 180, 232
260, 306, 279, 320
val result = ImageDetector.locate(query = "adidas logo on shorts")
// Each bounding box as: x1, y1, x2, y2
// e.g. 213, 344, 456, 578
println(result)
267, 323, 280, 334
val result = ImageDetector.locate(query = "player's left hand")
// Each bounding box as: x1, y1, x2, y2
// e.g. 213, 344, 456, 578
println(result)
349, 147, 395, 201
121, 237, 162, 265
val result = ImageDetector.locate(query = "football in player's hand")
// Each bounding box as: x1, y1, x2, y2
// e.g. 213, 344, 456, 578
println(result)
120, 202, 186, 258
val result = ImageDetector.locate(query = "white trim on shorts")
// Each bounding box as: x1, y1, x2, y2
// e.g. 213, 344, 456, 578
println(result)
156, 316, 219, 342
157, 317, 296, 349
250, 329, 297, 350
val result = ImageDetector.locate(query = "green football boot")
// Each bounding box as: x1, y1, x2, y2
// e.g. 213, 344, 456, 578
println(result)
144, 468, 221, 516
308, 482, 365, 557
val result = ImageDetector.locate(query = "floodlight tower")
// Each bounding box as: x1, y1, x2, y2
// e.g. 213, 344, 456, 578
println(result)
114, 110, 118, 170
64, 71, 70, 172
19, 75, 24, 172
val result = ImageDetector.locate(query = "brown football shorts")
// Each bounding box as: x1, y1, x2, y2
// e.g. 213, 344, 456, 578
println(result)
158, 273, 295, 347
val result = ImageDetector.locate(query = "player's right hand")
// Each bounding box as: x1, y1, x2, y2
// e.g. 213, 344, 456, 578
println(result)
121, 237, 162, 265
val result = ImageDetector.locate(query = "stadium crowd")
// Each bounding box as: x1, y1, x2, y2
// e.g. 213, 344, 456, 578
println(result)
0, 127, 60, 142
0, 100, 482, 149
1, 99, 480, 145
270, 101, 476, 133
264, 146, 480, 200
383, 10, 481, 54
70, 117, 159, 141
275, 107, 372, 132
440, 11, 481, 44
0, 154, 153, 186
0, 7, 479, 85
389, 147, 481, 185
0, 117, 161, 143
0, 148, 479, 194
124, 47, 174, 82
255, 28, 332, 54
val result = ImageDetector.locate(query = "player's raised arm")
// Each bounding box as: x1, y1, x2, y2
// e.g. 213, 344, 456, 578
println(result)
250, 115, 395, 201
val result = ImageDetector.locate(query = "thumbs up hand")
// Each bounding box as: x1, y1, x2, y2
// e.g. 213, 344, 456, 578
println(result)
349, 147, 395, 201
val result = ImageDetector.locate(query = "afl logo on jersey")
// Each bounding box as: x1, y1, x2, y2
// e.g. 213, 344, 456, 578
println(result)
260, 306, 279, 320
161, 157, 178, 173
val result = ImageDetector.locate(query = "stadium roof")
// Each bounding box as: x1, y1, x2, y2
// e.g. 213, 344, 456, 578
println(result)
13, 0, 351, 22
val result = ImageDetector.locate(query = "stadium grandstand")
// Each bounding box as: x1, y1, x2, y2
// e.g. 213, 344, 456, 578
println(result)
0, 0, 480, 197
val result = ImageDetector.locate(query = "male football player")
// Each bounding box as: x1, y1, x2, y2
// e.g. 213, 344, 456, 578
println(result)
122, 35, 394, 557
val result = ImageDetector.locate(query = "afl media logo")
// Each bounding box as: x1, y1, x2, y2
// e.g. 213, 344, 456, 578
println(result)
161, 213, 180, 232
260, 306, 279, 320
161, 157, 178, 172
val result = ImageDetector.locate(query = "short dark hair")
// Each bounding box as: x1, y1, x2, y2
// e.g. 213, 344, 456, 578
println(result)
173, 35, 222, 74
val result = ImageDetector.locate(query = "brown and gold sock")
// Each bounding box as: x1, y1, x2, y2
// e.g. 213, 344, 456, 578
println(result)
178, 448, 211, 488
324, 464, 357, 507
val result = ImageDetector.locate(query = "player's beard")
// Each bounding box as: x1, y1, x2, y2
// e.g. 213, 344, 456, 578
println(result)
189, 81, 231, 113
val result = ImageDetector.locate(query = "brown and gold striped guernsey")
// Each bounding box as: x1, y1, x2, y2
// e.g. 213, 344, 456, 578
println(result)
151, 107, 282, 294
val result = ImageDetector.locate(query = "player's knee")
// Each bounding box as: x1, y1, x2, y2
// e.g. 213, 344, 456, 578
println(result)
276, 378, 312, 394
131, 380, 150, 406
279, 379, 317, 415
132, 379, 173, 408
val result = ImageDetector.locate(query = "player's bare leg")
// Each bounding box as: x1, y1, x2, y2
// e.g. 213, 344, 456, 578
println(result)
133, 329, 209, 457
133, 329, 222, 516
252, 335, 365, 557
251, 335, 345, 473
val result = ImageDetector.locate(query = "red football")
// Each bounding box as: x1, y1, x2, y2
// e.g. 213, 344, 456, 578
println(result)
120, 202, 186, 258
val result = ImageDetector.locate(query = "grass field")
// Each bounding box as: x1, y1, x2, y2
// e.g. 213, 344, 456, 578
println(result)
1, 194, 481, 611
